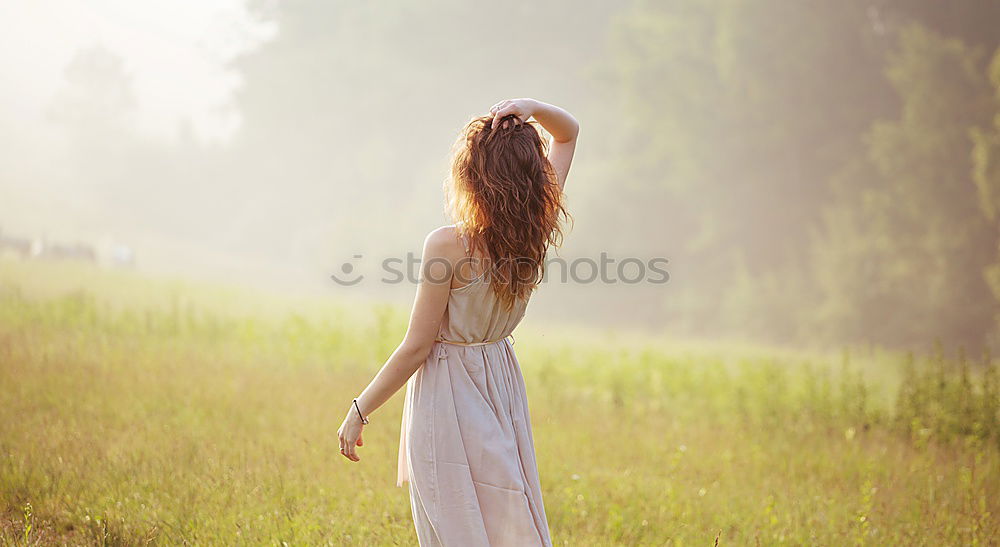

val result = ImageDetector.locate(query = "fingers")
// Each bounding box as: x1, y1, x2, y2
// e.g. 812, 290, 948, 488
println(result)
338, 418, 365, 462
338, 430, 352, 461
340, 440, 357, 461
491, 108, 515, 129
339, 434, 361, 462
489, 99, 528, 130
489, 101, 511, 128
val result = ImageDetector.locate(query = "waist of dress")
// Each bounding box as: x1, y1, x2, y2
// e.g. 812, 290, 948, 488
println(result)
434, 333, 515, 346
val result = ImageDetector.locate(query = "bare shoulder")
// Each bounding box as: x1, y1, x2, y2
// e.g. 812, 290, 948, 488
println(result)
422, 225, 465, 259
419, 225, 465, 286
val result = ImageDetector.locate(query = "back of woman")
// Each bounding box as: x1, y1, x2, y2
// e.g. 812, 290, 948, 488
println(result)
337, 98, 579, 547
434, 228, 530, 346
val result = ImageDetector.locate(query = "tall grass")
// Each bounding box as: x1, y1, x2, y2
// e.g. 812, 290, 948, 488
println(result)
0, 260, 997, 545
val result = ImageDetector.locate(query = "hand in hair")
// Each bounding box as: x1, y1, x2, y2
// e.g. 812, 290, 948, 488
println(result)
488, 98, 536, 129
489, 98, 579, 191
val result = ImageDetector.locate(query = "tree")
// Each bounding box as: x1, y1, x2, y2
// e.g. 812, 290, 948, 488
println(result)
972, 48, 1000, 345
814, 24, 996, 349
596, 0, 894, 341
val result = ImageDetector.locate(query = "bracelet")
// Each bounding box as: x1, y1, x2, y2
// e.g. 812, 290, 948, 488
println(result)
353, 398, 369, 425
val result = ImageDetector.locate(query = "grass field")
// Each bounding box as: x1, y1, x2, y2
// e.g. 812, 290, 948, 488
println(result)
0, 259, 997, 545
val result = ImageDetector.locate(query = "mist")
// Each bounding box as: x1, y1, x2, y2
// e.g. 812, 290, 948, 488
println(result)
4, 0, 1000, 351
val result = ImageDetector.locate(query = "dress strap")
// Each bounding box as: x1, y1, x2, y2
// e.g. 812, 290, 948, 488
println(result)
455, 223, 481, 286
455, 221, 498, 284
455, 221, 472, 257
459, 232, 471, 257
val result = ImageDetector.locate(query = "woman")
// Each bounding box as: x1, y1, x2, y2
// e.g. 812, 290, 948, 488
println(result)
337, 97, 579, 546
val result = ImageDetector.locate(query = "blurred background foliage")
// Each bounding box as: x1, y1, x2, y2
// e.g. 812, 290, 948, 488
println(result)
4, 0, 1000, 352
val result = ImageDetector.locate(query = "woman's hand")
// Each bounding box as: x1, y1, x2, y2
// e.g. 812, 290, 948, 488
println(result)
338, 407, 365, 462
489, 98, 538, 129
492, 98, 579, 190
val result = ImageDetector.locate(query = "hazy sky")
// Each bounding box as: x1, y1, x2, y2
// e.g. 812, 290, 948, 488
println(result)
0, 0, 275, 143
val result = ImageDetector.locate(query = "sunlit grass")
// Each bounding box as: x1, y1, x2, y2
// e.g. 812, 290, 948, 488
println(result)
0, 259, 997, 545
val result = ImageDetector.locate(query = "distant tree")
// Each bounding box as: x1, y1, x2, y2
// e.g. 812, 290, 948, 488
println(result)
228, 0, 620, 263
814, 24, 996, 349
47, 46, 137, 148
876, 0, 1000, 51
972, 48, 1000, 345
46, 45, 219, 242
597, 0, 894, 340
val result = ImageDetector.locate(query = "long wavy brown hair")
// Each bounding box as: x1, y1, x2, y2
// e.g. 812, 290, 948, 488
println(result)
445, 113, 571, 309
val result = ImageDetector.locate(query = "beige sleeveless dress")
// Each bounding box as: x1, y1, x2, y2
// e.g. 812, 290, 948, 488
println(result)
396, 235, 553, 546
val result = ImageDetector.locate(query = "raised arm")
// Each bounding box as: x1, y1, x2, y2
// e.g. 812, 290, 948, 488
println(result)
489, 98, 579, 191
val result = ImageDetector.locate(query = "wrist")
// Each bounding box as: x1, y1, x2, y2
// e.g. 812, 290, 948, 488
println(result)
346, 411, 363, 426
349, 398, 369, 425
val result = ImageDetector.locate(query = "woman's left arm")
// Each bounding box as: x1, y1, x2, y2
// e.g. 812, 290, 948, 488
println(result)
337, 227, 456, 462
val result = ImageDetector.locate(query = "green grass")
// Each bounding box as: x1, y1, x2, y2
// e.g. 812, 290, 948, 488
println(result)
0, 259, 997, 545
